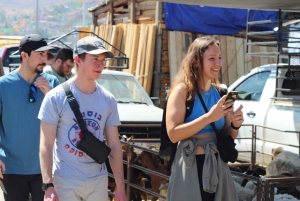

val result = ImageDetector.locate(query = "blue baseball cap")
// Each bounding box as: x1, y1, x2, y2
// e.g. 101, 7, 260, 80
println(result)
74, 36, 114, 58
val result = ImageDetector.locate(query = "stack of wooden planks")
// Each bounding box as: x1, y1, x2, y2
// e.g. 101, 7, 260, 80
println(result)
90, 23, 156, 95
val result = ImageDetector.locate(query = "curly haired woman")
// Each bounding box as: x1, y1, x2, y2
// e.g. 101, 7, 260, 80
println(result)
166, 36, 244, 201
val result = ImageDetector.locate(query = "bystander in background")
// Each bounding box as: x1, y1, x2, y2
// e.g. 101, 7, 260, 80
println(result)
0, 34, 59, 201
46, 52, 55, 66
43, 48, 74, 83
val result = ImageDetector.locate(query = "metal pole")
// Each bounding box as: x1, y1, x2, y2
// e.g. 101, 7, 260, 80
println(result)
251, 125, 256, 170
245, 9, 250, 54
36, 0, 39, 34
82, 0, 86, 27
126, 143, 132, 201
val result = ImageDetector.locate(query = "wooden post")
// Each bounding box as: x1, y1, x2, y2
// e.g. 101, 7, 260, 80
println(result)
153, 1, 162, 97
109, 2, 113, 25
92, 11, 97, 27
130, 0, 136, 23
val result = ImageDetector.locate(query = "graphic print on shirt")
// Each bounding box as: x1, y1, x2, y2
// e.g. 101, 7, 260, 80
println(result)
65, 111, 102, 158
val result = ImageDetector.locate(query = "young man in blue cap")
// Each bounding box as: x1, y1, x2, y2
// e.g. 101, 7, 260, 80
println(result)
39, 36, 126, 201
0, 34, 59, 200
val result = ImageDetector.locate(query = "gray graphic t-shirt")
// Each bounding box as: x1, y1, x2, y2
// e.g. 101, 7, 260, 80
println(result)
38, 81, 120, 180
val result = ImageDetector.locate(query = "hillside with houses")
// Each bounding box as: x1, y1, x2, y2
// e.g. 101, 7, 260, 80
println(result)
0, 0, 101, 38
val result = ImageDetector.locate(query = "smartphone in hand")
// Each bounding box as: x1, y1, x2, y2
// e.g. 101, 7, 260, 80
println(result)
223, 91, 238, 108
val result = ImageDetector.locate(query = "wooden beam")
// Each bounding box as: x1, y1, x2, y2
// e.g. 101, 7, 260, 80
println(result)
106, 11, 110, 25
220, 35, 229, 86
94, 26, 99, 36
114, 19, 124, 24
168, 31, 177, 83
95, 4, 110, 16
95, 0, 129, 16
152, 1, 163, 97
114, 11, 140, 19
144, 24, 157, 94
114, 6, 125, 13
137, 18, 155, 24
92, 11, 97, 27
175, 31, 182, 73
226, 36, 237, 85
97, 12, 108, 20
235, 37, 245, 78
130, 0, 136, 24
136, 24, 146, 81
136, 0, 147, 3
114, 13, 129, 19
109, 2, 114, 25
113, 0, 130, 8
129, 25, 140, 75
136, 4, 156, 11
106, 25, 117, 66
138, 25, 148, 85
106, 25, 113, 46
90, 24, 95, 34
138, 0, 156, 5
136, 0, 148, 3
143, 10, 155, 15
115, 25, 124, 56
136, 13, 155, 20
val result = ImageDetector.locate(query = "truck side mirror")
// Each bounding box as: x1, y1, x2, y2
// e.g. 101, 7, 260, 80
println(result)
220, 83, 228, 89
151, 97, 160, 107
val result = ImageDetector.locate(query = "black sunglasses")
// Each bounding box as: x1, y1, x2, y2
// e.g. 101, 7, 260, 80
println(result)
29, 84, 37, 103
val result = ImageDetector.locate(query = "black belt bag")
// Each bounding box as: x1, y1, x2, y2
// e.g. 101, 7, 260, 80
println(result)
77, 130, 111, 164
62, 82, 111, 164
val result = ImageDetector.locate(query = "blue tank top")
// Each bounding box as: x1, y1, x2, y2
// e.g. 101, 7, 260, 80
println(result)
185, 86, 225, 135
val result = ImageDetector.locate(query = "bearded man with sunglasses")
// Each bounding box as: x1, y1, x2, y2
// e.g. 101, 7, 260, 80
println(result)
0, 34, 59, 201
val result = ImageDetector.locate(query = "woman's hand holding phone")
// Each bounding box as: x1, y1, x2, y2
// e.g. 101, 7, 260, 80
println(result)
223, 91, 238, 109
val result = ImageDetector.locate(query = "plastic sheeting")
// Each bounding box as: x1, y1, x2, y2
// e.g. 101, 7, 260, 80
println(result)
164, 3, 278, 35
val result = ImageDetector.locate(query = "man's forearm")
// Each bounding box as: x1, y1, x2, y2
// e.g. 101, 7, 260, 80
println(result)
109, 143, 125, 189
40, 145, 54, 183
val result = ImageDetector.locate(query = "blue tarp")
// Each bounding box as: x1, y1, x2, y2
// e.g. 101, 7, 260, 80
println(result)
164, 3, 278, 35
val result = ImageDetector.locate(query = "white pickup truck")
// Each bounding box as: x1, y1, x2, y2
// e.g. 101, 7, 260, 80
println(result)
228, 64, 300, 166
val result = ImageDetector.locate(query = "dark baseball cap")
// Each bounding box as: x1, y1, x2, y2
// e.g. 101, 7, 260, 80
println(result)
74, 36, 114, 58
19, 34, 54, 53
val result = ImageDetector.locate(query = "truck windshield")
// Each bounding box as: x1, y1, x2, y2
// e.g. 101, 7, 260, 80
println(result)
96, 73, 153, 105
235, 71, 271, 101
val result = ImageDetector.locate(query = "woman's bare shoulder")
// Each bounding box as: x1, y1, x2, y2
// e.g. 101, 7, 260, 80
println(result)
173, 83, 187, 95
168, 83, 188, 105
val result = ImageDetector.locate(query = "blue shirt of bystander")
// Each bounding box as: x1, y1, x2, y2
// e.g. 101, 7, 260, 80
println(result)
0, 70, 59, 174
